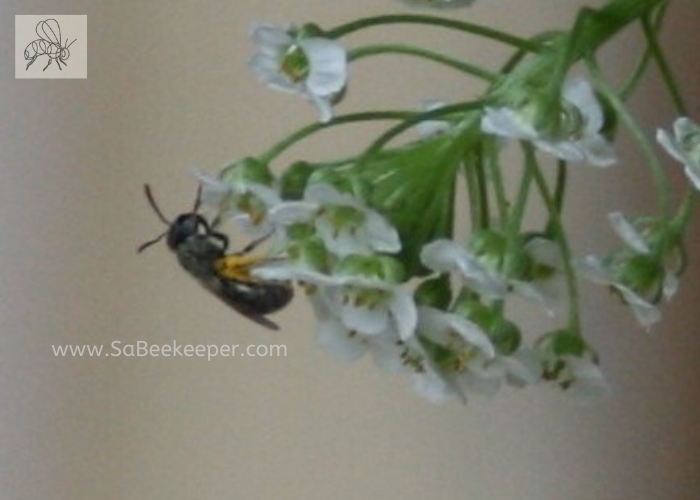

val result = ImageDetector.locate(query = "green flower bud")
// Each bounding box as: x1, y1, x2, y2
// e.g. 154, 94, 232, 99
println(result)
469, 229, 506, 270
617, 254, 664, 301
298, 23, 324, 38
279, 161, 314, 200
286, 222, 316, 242
220, 157, 274, 185
334, 254, 404, 284
451, 297, 495, 330
414, 276, 452, 309
488, 317, 521, 355
538, 329, 587, 358
287, 236, 330, 273
503, 248, 533, 281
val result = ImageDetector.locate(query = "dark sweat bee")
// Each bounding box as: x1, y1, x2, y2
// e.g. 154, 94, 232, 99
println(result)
138, 184, 293, 330
24, 19, 77, 71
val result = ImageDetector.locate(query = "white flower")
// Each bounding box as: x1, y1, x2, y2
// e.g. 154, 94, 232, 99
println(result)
269, 183, 401, 257
407, 307, 498, 403
312, 294, 405, 370
421, 238, 564, 315
249, 23, 347, 122
399, 0, 476, 8
322, 274, 417, 342
420, 239, 506, 298
258, 252, 417, 341
580, 254, 661, 327
458, 347, 541, 396
657, 117, 700, 190
578, 212, 678, 328
549, 355, 612, 402
481, 78, 616, 167
194, 170, 282, 237
510, 237, 566, 316
404, 307, 541, 402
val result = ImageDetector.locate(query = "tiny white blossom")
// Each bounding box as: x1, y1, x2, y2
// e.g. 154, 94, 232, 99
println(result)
481, 78, 616, 167
321, 274, 417, 342
579, 255, 661, 328
195, 171, 282, 237
407, 306, 497, 403
312, 294, 405, 370
578, 212, 679, 328
459, 348, 541, 396
657, 117, 700, 191
421, 238, 563, 315
510, 237, 566, 316
269, 183, 401, 257
249, 23, 347, 122
552, 356, 612, 401
420, 239, 506, 298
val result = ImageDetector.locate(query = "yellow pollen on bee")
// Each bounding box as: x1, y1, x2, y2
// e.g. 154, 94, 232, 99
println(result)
215, 254, 263, 282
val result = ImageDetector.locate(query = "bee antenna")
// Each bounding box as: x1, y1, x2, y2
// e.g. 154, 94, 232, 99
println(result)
137, 231, 167, 253
192, 184, 203, 213
143, 184, 171, 225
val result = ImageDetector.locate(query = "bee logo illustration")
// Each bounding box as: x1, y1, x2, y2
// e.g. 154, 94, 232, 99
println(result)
138, 184, 293, 330
24, 19, 77, 72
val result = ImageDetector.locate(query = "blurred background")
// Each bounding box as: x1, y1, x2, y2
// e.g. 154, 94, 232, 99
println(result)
1, 0, 699, 499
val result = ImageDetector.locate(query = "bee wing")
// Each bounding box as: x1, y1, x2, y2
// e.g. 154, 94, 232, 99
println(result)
198, 273, 280, 331
36, 19, 62, 45
228, 302, 281, 331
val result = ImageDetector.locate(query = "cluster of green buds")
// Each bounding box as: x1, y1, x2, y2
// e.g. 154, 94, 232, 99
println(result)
194, 0, 697, 403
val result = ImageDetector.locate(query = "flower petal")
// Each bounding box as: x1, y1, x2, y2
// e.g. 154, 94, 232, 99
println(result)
300, 38, 347, 96
608, 212, 650, 254
389, 289, 418, 340
481, 107, 538, 141
421, 240, 506, 297
615, 284, 661, 328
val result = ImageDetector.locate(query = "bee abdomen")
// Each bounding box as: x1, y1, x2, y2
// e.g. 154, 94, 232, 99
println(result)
222, 280, 294, 315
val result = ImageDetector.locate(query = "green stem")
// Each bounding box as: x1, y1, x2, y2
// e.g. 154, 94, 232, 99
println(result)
553, 161, 568, 217
356, 102, 483, 168
462, 151, 482, 232
484, 138, 509, 226
474, 141, 490, 229
674, 188, 697, 231
586, 58, 671, 216
325, 14, 543, 53
526, 145, 581, 333
620, 5, 668, 100
506, 156, 534, 240
640, 13, 687, 114
258, 111, 414, 164
349, 44, 498, 83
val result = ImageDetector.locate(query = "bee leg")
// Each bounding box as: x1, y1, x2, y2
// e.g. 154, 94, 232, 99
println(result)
198, 218, 229, 251
237, 231, 274, 255
43, 58, 52, 71
26, 57, 37, 70
210, 231, 229, 252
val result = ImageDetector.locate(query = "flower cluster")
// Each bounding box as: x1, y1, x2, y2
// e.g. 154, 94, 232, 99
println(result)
178, 0, 697, 404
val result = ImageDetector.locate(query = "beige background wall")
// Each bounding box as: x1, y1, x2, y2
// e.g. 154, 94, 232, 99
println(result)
1, 1, 699, 499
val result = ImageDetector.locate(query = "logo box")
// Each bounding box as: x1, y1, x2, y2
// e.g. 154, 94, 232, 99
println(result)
16, 15, 87, 79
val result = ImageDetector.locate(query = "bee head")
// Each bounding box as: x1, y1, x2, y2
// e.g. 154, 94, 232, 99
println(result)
138, 184, 204, 253
166, 213, 207, 250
